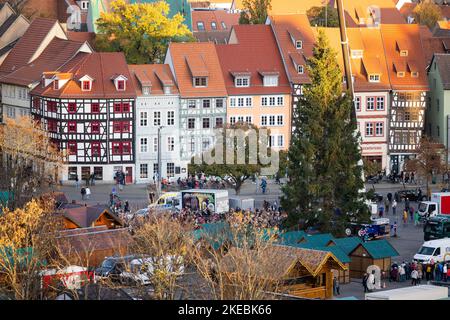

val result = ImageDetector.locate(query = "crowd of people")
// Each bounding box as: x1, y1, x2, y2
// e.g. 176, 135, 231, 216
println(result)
389, 261, 450, 285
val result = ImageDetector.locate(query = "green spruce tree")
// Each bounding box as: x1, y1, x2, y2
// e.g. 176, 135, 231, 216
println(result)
281, 30, 369, 235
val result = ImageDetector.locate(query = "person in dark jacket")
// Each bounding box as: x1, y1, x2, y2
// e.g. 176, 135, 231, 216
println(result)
362, 273, 369, 292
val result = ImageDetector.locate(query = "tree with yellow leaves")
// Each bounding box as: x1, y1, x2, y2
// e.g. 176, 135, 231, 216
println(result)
95, 0, 194, 64
0, 198, 63, 300
0, 116, 63, 210
413, 0, 442, 29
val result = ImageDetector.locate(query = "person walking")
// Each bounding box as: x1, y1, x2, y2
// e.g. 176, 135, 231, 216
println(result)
362, 273, 369, 293
409, 206, 414, 222
384, 199, 390, 216
392, 199, 397, 215
81, 187, 86, 200
75, 175, 80, 189
392, 221, 398, 237
444, 263, 448, 282
403, 209, 408, 224
260, 179, 267, 194
398, 264, 405, 282
446, 264, 450, 282
405, 197, 410, 212
418, 263, 423, 284
411, 269, 418, 286
426, 264, 432, 281
85, 187, 91, 200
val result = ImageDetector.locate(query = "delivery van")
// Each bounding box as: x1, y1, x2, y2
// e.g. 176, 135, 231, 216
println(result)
413, 238, 450, 264
149, 192, 181, 211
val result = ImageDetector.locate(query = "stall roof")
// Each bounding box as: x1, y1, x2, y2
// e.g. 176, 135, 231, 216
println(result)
351, 239, 399, 259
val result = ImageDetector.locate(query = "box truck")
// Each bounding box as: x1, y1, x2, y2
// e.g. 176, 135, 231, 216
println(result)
418, 192, 450, 220
228, 197, 255, 211
181, 189, 229, 214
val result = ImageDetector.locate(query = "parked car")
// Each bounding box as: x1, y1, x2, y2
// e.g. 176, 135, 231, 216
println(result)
95, 255, 136, 282
395, 189, 427, 202
370, 192, 383, 203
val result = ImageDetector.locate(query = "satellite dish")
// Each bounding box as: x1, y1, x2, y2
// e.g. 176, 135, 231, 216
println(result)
345, 228, 352, 236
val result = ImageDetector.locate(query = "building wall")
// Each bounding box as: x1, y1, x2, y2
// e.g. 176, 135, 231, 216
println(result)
355, 91, 390, 172
226, 93, 292, 150
426, 59, 447, 149
1, 84, 31, 121
179, 96, 227, 161
135, 93, 188, 183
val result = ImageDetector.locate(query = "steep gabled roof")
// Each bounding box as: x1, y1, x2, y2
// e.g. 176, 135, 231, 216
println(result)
128, 64, 179, 95
269, 14, 316, 85
62, 204, 123, 228
216, 24, 291, 95
166, 42, 227, 98
432, 53, 450, 90
31, 52, 136, 99
0, 18, 60, 76
350, 239, 399, 259
380, 24, 429, 91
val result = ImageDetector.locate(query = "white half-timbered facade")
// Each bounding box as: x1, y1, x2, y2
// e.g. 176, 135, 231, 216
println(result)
30, 52, 136, 183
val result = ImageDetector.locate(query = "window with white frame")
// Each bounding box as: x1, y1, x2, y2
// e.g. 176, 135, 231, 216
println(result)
167, 111, 175, 125
203, 99, 211, 108
263, 76, 278, 87
351, 50, 363, 59
153, 137, 158, 152
235, 77, 250, 87
167, 163, 175, 177
189, 137, 195, 153
261, 116, 267, 126
167, 137, 175, 151
367, 97, 375, 110
237, 116, 244, 123
269, 115, 275, 126
188, 100, 196, 108
238, 97, 244, 107
154, 111, 161, 126
269, 97, 276, 106
140, 111, 148, 126
193, 77, 207, 87
277, 115, 283, 126
202, 138, 210, 150
277, 135, 284, 147
295, 40, 302, 49
245, 97, 252, 106
369, 74, 380, 82
277, 96, 284, 106
230, 116, 236, 125
140, 164, 148, 179
375, 122, 383, 136
261, 97, 268, 106
376, 97, 384, 110
140, 138, 148, 153
365, 123, 374, 136
215, 99, 224, 108
245, 116, 252, 124
298, 65, 304, 74
188, 118, 195, 129
230, 97, 236, 107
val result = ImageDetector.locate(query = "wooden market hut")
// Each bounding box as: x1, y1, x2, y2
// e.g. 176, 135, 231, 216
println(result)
347, 239, 399, 278
60, 204, 124, 230
219, 245, 347, 300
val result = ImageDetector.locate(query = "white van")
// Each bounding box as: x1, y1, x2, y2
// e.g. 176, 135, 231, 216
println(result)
149, 192, 181, 211
413, 238, 450, 264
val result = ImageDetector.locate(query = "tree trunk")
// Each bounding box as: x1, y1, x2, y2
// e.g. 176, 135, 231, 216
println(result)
234, 181, 242, 195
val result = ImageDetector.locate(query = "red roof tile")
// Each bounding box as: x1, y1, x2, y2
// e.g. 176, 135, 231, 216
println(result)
128, 64, 179, 96
380, 24, 429, 91
216, 25, 291, 95
192, 10, 239, 32
31, 52, 136, 99
167, 42, 227, 98
0, 17, 60, 76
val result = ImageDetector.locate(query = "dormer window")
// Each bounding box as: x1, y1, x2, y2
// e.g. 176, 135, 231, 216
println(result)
400, 50, 408, 57
194, 77, 207, 87
53, 80, 59, 90
80, 1, 89, 10
197, 21, 205, 31
235, 77, 250, 87
297, 65, 304, 74
351, 50, 363, 59
82, 81, 91, 91
143, 86, 150, 95
164, 86, 171, 94
263, 75, 278, 87
211, 21, 217, 30
397, 71, 405, 77
368, 74, 380, 82
296, 40, 303, 49
117, 80, 125, 90
411, 71, 419, 78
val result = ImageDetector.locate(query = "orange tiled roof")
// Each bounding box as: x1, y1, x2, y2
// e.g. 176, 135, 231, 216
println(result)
167, 42, 227, 98
317, 27, 391, 92
269, 14, 316, 85
31, 52, 136, 99
233, 0, 331, 14
192, 10, 239, 32
216, 24, 291, 95
380, 24, 429, 91
128, 64, 179, 96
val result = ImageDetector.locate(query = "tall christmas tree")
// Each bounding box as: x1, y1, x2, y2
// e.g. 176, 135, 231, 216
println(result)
281, 30, 369, 235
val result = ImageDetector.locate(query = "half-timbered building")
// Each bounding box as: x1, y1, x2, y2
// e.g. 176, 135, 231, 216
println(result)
30, 52, 136, 183
381, 24, 429, 174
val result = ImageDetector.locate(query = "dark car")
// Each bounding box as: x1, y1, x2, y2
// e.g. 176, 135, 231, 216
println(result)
395, 189, 427, 202
95, 255, 136, 281
370, 192, 383, 202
